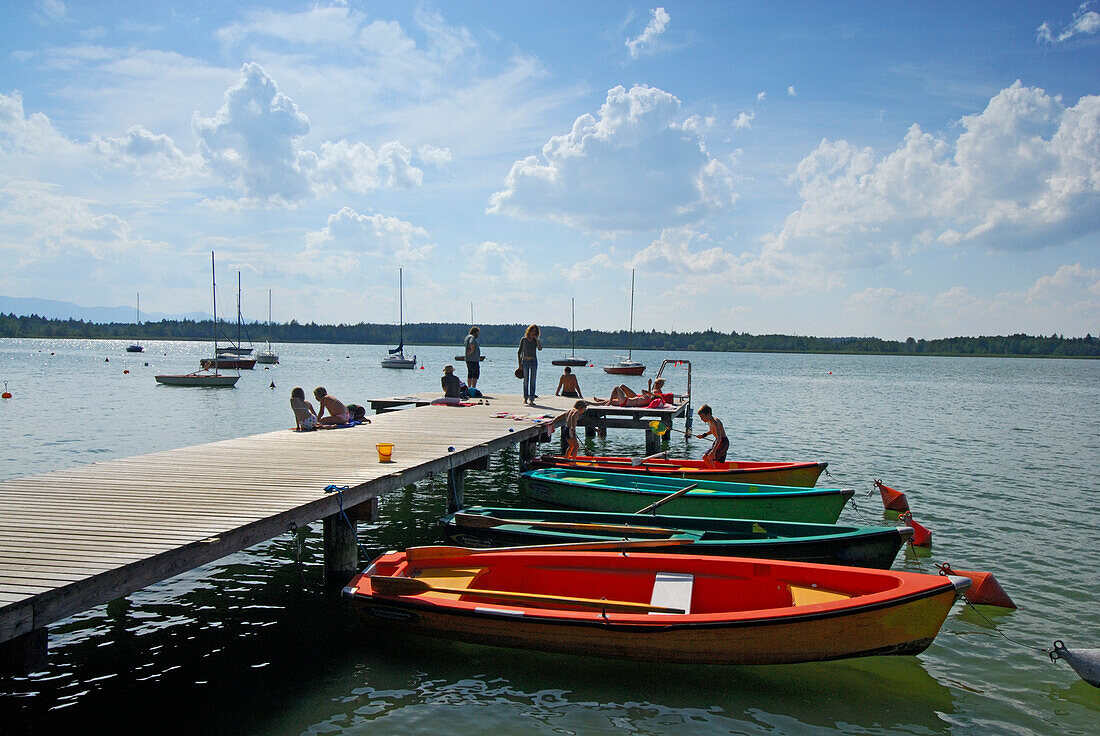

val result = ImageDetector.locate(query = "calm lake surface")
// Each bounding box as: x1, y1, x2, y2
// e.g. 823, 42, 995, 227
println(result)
1, 338, 1098, 735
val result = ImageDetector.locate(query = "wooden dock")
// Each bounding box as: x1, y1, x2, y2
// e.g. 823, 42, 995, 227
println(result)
0, 391, 690, 671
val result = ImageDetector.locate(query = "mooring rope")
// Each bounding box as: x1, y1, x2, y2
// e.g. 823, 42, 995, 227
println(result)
323, 484, 373, 560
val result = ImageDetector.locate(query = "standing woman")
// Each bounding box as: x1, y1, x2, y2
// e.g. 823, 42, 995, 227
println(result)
518, 324, 542, 405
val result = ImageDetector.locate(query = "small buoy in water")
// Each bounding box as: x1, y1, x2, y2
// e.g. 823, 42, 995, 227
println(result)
270, 381, 276, 389
874, 479, 910, 513
144, 362, 149, 367
899, 511, 932, 549
2, 382, 11, 399
937, 563, 1016, 608
1050, 641, 1100, 687
420, 365, 425, 370
50, 352, 55, 356
104, 357, 109, 362
123, 369, 129, 374
828, 371, 832, 375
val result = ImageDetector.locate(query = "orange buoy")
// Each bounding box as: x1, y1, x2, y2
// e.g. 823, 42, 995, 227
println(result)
938, 563, 1016, 608
899, 511, 932, 547
874, 479, 910, 512
123, 369, 130, 374
2, 382, 11, 399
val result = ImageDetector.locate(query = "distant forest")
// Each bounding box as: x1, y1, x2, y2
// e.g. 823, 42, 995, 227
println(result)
1, 312, 1097, 358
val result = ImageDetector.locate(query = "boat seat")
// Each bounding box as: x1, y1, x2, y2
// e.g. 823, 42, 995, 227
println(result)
414, 567, 484, 600
649, 572, 693, 615
788, 584, 850, 606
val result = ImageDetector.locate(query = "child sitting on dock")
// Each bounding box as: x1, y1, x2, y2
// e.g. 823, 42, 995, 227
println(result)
695, 404, 728, 463
558, 400, 588, 457
314, 387, 351, 426
290, 387, 317, 430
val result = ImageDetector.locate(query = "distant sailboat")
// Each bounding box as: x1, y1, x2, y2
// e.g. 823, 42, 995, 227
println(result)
603, 270, 645, 376
552, 297, 588, 367
126, 293, 144, 352
256, 289, 279, 364
201, 271, 255, 370
156, 253, 240, 387
382, 267, 417, 369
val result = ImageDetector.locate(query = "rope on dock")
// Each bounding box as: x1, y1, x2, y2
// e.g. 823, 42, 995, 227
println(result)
323, 484, 373, 560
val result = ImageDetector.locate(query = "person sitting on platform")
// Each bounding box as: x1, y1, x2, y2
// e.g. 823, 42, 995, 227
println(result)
432, 365, 465, 405
555, 366, 583, 398
314, 386, 350, 426
290, 387, 317, 430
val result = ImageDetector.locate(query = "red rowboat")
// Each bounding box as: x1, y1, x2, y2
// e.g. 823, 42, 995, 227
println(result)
345, 546, 970, 664
529, 455, 828, 487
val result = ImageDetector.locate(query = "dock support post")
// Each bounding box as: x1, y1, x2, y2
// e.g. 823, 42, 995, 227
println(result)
323, 514, 359, 594
0, 628, 47, 675
645, 428, 661, 456
585, 424, 597, 439
446, 468, 465, 513
519, 438, 538, 470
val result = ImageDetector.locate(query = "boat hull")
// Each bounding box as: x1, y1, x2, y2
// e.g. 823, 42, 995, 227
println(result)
345, 550, 966, 664
125, 345, 144, 353
154, 373, 239, 387
520, 469, 852, 523
604, 364, 645, 375
200, 357, 255, 370
441, 507, 911, 569
382, 356, 417, 369
256, 351, 279, 364
552, 357, 588, 366
529, 455, 827, 487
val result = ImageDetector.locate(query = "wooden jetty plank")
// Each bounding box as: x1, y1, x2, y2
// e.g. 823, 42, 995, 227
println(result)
0, 395, 575, 646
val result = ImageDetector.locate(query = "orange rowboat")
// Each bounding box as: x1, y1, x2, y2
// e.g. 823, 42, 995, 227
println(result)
529, 455, 828, 487
345, 547, 969, 665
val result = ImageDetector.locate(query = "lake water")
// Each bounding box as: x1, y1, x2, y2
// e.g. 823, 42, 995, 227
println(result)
1, 338, 1098, 735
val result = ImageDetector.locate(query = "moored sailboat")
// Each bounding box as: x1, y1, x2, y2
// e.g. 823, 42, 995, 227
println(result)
126, 293, 144, 353
604, 270, 644, 375
382, 267, 417, 369
256, 288, 279, 364
552, 297, 588, 367
155, 253, 239, 387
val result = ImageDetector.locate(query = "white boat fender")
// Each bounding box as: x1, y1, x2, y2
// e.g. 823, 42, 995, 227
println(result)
1050, 640, 1100, 688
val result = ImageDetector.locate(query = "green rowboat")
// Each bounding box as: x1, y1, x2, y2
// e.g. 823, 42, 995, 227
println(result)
442, 506, 912, 568
519, 468, 854, 523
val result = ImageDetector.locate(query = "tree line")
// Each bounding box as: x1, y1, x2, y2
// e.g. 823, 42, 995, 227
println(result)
1, 312, 1097, 358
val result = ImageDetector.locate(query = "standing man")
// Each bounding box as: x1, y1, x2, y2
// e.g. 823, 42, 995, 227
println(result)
464, 326, 481, 388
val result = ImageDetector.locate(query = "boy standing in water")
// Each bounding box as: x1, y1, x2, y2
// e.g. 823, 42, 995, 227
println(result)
558, 400, 588, 457
695, 404, 728, 463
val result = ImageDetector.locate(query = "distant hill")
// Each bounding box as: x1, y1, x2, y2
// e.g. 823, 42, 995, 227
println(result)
0, 296, 208, 323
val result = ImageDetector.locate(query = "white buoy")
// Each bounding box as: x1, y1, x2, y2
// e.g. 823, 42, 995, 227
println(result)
1051, 640, 1100, 687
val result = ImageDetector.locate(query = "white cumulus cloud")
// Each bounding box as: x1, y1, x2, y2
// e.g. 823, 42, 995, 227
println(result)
757, 91, 767, 101
1037, 3, 1100, 43
487, 84, 737, 232
763, 82, 1100, 270
787, 86, 797, 97
305, 206, 434, 263
92, 125, 203, 178
733, 111, 755, 130
0, 92, 80, 156
626, 7, 671, 58
192, 63, 424, 205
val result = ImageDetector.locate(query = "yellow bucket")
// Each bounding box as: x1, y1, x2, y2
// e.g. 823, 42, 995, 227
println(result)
376, 443, 394, 462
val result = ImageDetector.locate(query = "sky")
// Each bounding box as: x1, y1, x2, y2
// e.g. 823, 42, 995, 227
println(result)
1, 1, 1098, 340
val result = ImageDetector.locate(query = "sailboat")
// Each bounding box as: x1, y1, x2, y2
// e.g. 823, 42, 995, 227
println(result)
552, 297, 588, 367
256, 289, 279, 364
200, 272, 256, 370
603, 269, 645, 376
156, 253, 240, 387
126, 293, 144, 352
381, 267, 417, 369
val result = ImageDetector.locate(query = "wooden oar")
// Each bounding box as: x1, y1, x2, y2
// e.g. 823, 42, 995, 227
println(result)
454, 512, 677, 537
635, 483, 699, 514
405, 538, 694, 564
632, 451, 668, 466
369, 575, 684, 614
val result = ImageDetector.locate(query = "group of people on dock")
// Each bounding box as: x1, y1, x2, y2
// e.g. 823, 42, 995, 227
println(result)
291, 387, 366, 430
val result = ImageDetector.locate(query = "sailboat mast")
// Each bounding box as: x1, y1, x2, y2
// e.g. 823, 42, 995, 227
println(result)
136, 293, 140, 326
236, 272, 242, 349
627, 270, 635, 359
571, 297, 575, 356
398, 267, 404, 348
211, 252, 218, 371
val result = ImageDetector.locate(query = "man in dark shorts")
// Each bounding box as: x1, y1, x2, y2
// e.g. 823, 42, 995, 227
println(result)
464, 326, 481, 388
555, 366, 582, 398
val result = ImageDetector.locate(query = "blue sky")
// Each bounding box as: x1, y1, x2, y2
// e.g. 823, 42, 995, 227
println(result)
1, 1, 1098, 339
